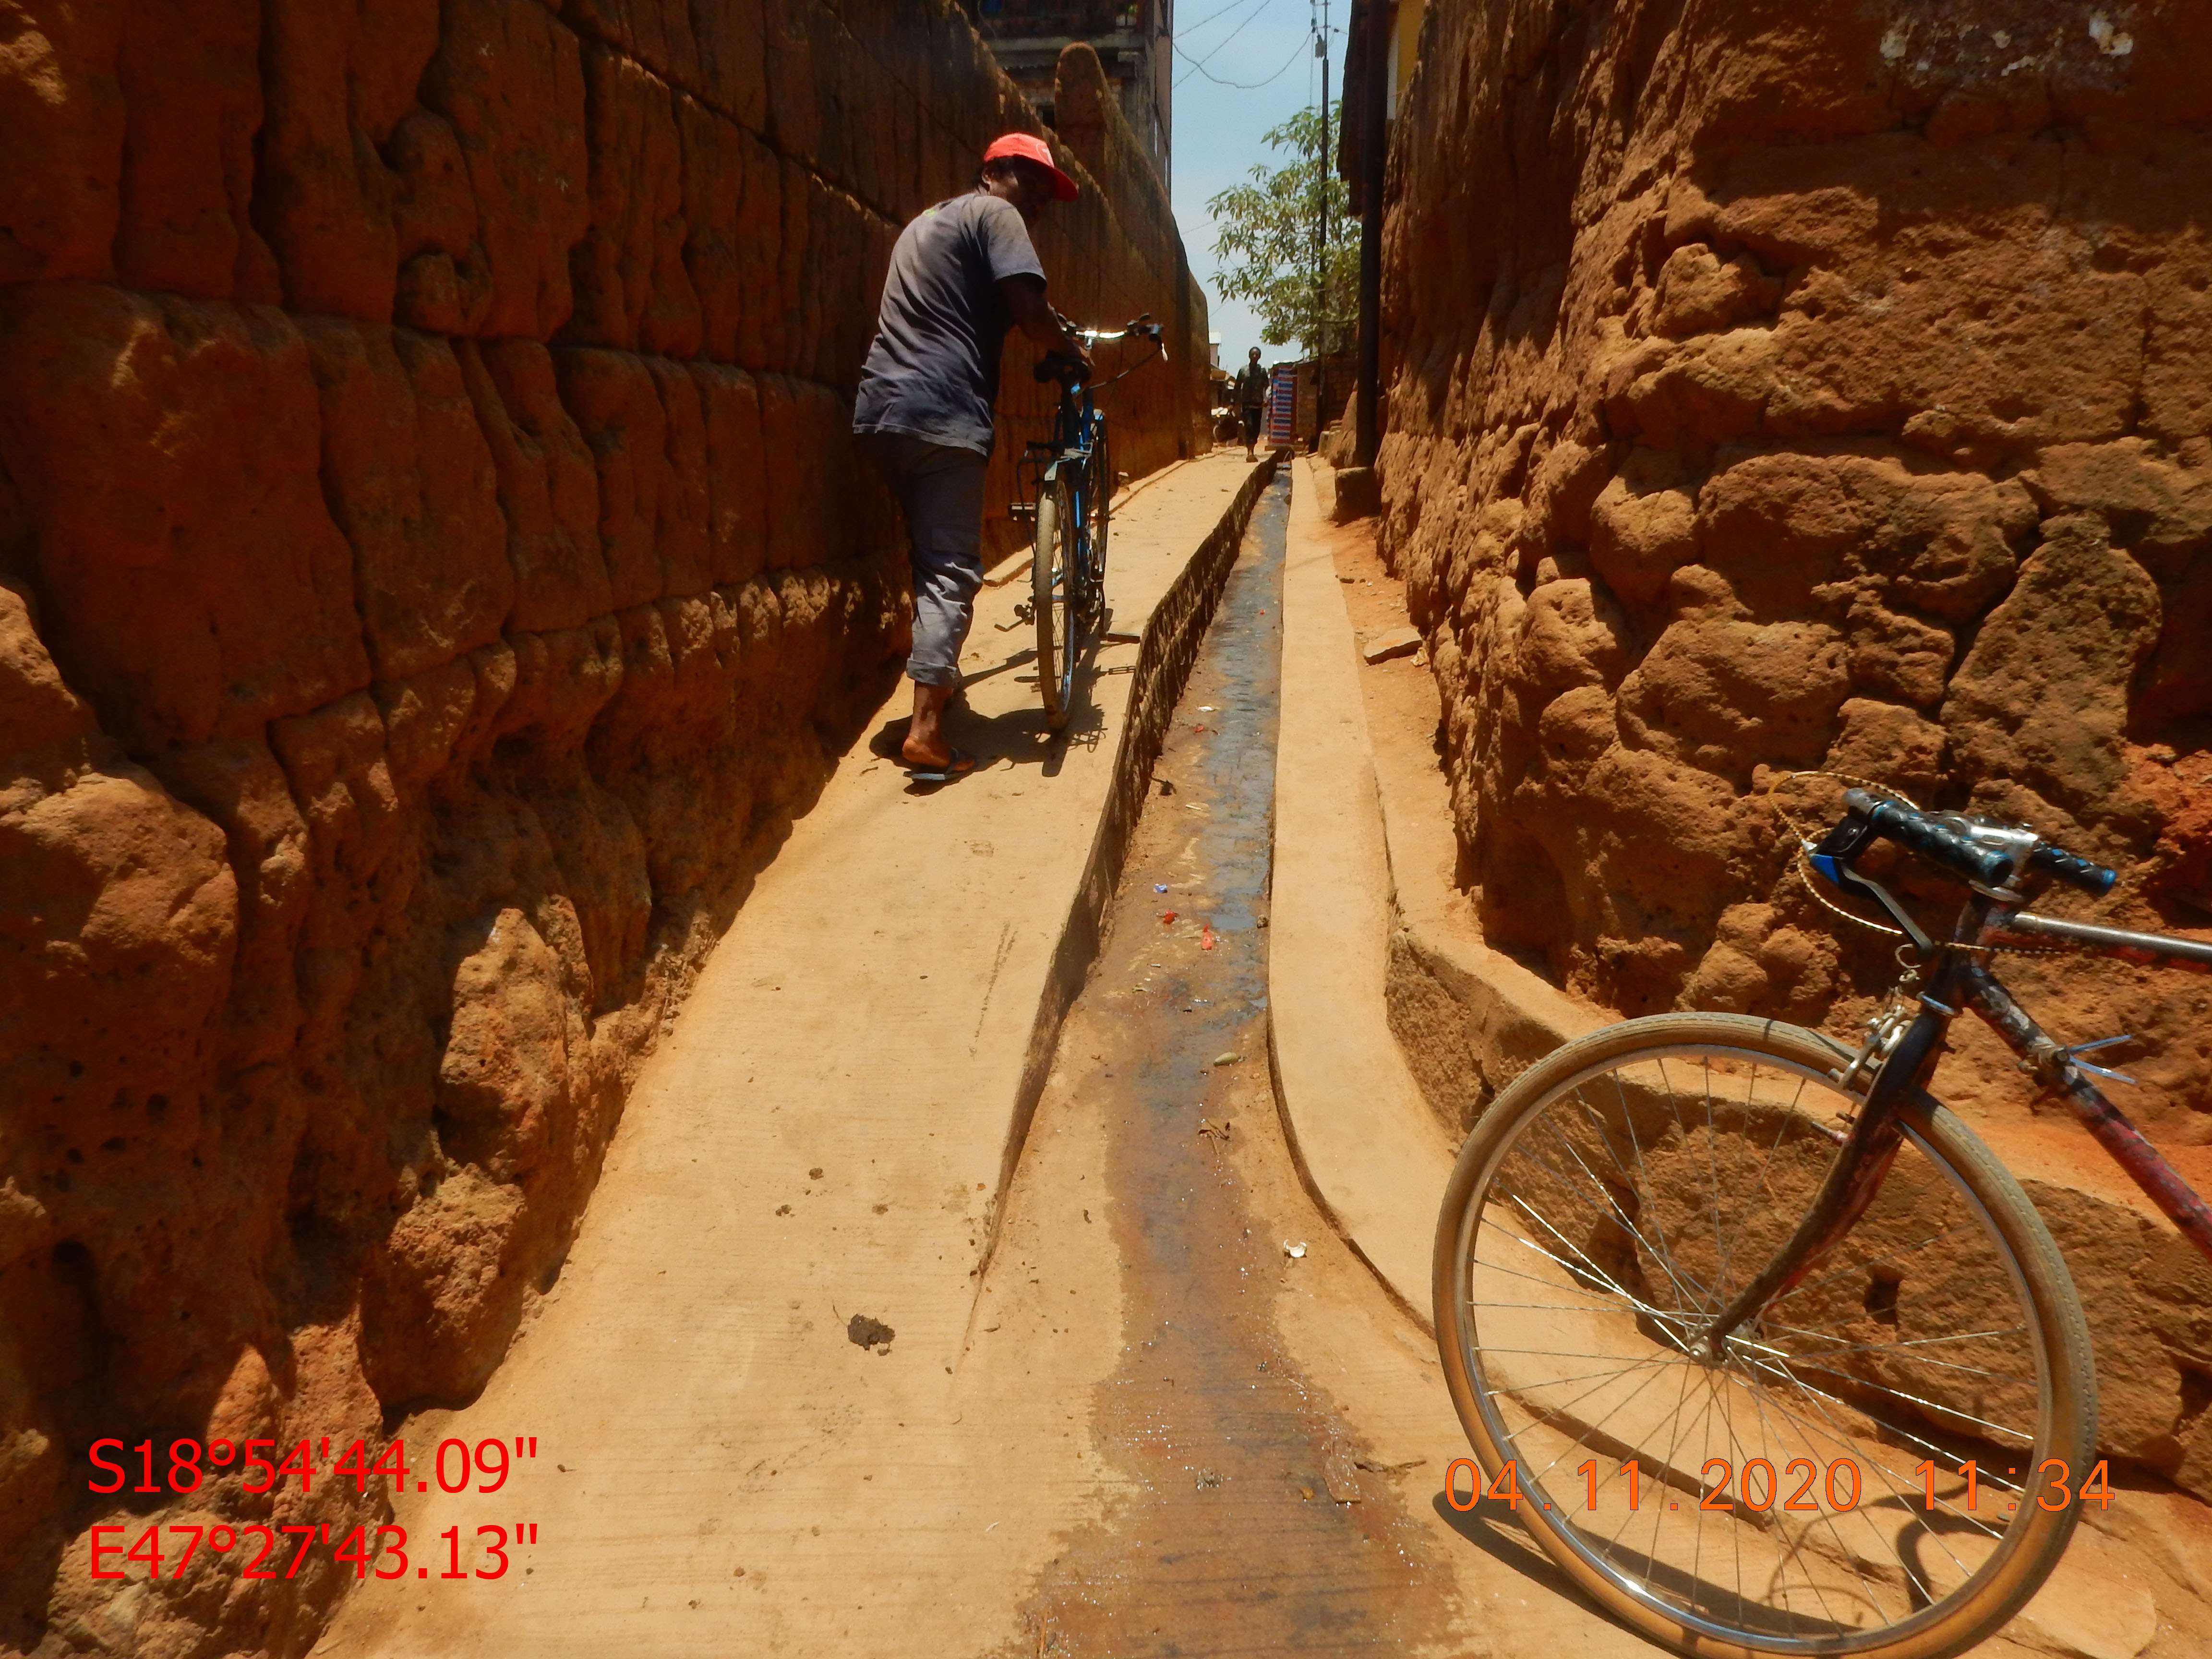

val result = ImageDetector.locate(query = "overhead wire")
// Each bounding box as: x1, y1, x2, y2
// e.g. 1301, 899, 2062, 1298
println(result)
1175, 28, 1306, 88
1173, 0, 1290, 87
1175, 0, 1271, 42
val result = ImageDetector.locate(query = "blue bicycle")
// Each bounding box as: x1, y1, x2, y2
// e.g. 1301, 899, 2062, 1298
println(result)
1021, 314, 1164, 731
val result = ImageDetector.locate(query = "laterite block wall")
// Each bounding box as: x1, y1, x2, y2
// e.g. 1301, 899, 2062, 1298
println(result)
1378, 0, 2212, 1493
0, 2, 1205, 1650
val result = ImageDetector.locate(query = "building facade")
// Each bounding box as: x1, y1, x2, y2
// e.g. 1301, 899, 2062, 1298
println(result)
971, 0, 1173, 188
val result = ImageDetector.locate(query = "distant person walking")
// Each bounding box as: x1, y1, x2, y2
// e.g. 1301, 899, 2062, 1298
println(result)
1233, 347, 1270, 462
854, 132, 1091, 781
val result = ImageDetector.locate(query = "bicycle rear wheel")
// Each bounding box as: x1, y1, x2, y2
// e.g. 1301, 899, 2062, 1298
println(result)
1434, 1012, 2095, 1659
1032, 473, 1076, 731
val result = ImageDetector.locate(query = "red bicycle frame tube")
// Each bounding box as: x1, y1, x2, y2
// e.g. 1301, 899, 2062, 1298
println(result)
1966, 905, 2212, 1263
1705, 890, 2212, 1352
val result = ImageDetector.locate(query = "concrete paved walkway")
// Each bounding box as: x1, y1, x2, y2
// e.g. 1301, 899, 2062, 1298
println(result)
315, 452, 1274, 1658
317, 449, 2207, 1659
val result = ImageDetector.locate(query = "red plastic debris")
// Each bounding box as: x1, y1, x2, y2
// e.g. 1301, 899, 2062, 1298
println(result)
1162, 911, 1177, 924
1200, 926, 1216, 951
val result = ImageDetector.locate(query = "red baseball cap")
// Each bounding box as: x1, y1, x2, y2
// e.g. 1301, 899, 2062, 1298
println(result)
983, 132, 1078, 202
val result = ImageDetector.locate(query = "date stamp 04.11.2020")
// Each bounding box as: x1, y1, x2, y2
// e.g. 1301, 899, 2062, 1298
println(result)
1447, 1455, 2119, 1515
86, 1434, 542, 1586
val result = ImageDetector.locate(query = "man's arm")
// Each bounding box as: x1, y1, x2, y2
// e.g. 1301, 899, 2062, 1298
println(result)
998, 274, 1090, 372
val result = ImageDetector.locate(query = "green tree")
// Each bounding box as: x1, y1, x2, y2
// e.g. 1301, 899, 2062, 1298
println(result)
1205, 104, 1356, 355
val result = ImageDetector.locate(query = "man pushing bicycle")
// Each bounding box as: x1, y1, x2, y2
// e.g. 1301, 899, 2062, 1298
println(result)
853, 132, 1092, 782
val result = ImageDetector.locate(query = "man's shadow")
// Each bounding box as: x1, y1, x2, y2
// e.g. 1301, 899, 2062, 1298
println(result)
868, 622, 1118, 787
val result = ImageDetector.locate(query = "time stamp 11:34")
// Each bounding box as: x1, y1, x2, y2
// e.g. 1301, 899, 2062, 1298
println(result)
85, 1435, 538, 1584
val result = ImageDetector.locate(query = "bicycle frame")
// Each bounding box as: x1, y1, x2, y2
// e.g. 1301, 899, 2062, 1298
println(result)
1704, 890, 2212, 1355
1018, 374, 1103, 714
1018, 317, 1160, 565
1037, 375, 1101, 584
1017, 320, 1159, 724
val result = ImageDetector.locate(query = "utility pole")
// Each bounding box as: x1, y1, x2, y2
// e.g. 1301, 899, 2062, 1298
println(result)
1353, 0, 1388, 468
1313, 0, 1331, 447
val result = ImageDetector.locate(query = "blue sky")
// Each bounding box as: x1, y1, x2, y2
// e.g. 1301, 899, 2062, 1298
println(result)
1165, 0, 1347, 369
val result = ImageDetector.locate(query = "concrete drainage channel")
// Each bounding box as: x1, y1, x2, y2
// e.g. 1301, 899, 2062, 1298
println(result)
978, 450, 1283, 1280
977, 469, 1462, 1654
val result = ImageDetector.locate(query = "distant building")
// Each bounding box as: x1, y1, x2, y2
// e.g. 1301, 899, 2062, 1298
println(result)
969, 1, 1173, 190
1337, 0, 1423, 212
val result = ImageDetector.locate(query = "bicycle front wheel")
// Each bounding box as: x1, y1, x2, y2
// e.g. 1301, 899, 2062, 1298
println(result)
1087, 423, 1111, 615
1032, 473, 1076, 731
1434, 1012, 2096, 1659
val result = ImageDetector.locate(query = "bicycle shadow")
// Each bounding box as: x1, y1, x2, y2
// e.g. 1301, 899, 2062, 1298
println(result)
863, 663, 1106, 792
867, 632, 1116, 787
1429, 1491, 1659, 1647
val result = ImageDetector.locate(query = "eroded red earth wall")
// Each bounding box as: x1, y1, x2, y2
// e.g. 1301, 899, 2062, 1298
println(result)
0, 3, 1205, 1651
1379, 0, 2212, 1485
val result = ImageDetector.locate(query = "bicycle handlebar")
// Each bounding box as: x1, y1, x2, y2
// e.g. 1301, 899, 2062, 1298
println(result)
1074, 315, 1165, 347
1837, 790, 2116, 896
1034, 314, 1165, 382
1844, 792, 2014, 888
2027, 842, 2119, 897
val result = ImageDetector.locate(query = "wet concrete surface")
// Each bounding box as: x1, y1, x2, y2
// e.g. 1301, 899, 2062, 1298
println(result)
1000, 474, 1458, 1655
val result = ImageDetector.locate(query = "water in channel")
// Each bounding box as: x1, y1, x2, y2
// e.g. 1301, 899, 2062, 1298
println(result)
998, 472, 1456, 1655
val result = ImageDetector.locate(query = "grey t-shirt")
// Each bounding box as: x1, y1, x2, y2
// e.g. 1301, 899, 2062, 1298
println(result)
853, 192, 1046, 457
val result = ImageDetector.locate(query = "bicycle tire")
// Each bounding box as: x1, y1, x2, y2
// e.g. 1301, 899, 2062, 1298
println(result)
1032, 473, 1074, 732
1088, 421, 1111, 616
1434, 1011, 2096, 1659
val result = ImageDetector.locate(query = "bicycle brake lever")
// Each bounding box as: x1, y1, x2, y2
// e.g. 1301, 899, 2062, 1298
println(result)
1805, 844, 1935, 956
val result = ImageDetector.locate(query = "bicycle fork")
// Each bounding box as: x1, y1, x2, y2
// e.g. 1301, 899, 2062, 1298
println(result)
1699, 953, 1970, 1359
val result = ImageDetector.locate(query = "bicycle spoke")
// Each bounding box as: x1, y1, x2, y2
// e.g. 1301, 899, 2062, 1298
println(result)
1537, 1112, 1714, 1316
1754, 1353, 1997, 1590
1758, 1324, 2035, 1385
1497, 1197, 1694, 1332
1735, 1348, 2027, 1520
1610, 1068, 1701, 1315
1736, 1364, 1871, 1631
1763, 1350, 2034, 1451
1516, 1358, 1683, 1489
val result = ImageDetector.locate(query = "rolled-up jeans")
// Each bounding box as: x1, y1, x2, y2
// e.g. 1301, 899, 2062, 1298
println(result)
862, 432, 991, 687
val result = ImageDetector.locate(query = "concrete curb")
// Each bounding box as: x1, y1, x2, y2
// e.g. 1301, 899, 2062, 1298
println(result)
1264, 457, 1458, 1331
980, 450, 1283, 1276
